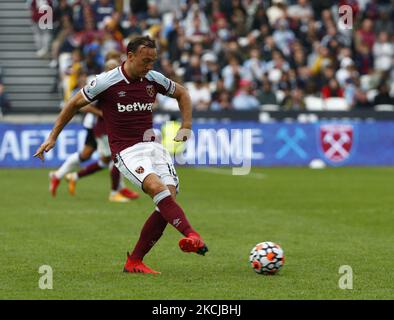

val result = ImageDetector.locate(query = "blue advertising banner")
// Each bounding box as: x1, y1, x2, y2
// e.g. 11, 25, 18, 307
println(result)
0, 121, 393, 167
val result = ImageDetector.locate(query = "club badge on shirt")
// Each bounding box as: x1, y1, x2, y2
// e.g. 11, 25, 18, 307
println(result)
135, 166, 145, 174
146, 85, 155, 97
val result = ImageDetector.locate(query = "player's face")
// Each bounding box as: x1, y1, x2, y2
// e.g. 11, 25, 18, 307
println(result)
129, 47, 157, 78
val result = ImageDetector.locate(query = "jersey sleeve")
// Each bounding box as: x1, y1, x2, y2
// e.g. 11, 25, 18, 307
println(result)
146, 70, 176, 96
81, 69, 121, 102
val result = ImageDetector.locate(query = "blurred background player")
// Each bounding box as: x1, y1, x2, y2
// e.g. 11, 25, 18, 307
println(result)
49, 59, 139, 202
64, 59, 139, 202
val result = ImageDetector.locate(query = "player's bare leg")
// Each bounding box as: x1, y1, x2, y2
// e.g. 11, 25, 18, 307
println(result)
65, 155, 138, 201
65, 152, 108, 196
49, 144, 95, 197
110, 162, 139, 201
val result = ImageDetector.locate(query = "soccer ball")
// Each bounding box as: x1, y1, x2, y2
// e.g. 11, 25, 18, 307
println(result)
249, 241, 285, 275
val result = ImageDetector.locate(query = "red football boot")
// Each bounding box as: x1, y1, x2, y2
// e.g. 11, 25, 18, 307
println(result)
119, 188, 140, 199
49, 171, 61, 197
179, 233, 209, 256
123, 253, 160, 274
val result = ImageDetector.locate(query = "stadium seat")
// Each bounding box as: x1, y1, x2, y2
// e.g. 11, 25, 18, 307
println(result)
360, 74, 372, 91
260, 104, 280, 111
374, 104, 394, 111
305, 96, 325, 111
324, 97, 350, 111
366, 89, 378, 102
275, 90, 285, 104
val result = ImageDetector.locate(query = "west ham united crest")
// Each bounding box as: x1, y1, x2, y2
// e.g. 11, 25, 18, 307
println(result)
146, 85, 155, 97
135, 166, 145, 174
320, 124, 354, 163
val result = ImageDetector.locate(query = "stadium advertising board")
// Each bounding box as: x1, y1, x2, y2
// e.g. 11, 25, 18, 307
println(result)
0, 122, 393, 167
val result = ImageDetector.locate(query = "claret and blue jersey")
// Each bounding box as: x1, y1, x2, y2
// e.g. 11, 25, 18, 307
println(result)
81, 62, 176, 156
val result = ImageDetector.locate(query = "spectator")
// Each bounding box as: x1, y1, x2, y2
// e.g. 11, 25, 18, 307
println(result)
0, 68, 11, 115
84, 42, 104, 75
184, 4, 210, 44
183, 54, 203, 83
250, 6, 269, 32
321, 78, 344, 99
265, 50, 290, 89
375, 7, 394, 34
123, 14, 142, 38
344, 78, 357, 108
92, 0, 115, 30
272, 19, 296, 57
166, 19, 186, 62
256, 81, 278, 106
309, 43, 333, 76
187, 76, 212, 111
30, 0, 53, 58
211, 91, 232, 111
320, 23, 348, 49
229, 0, 248, 37
144, 2, 162, 28
49, 14, 75, 68
355, 18, 376, 52
354, 43, 374, 75
372, 31, 394, 73
374, 82, 394, 106
100, 16, 124, 58
53, 0, 73, 36
260, 36, 276, 62
221, 55, 247, 92
232, 79, 260, 110
63, 49, 85, 101
201, 52, 220, 83
287, 0, 314, 24
281, 87, 306, 111
266, 0, 287, 27
243, 48, 265, 84
336, 57, 357, 86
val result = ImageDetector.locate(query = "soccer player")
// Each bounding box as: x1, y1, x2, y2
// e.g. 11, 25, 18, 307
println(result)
34, 36, 208, 274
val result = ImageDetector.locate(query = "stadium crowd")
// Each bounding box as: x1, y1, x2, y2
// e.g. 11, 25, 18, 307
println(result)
29, 0, 394, 111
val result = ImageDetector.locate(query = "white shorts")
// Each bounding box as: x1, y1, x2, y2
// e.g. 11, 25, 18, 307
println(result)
96, 135, 112, 158
115, 142, 179, 192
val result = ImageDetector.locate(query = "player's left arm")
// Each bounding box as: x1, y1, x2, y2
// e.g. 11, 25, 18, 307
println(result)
170, 82, 192, 142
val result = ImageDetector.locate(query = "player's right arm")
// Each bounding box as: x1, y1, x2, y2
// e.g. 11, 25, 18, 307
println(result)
33, 92, 90, 161
80, 104, 103, 118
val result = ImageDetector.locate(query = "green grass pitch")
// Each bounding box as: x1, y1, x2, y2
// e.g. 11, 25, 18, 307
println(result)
0, 167, 393, 299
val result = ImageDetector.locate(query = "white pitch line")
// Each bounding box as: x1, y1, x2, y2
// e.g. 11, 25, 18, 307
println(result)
196, 167, 267, 179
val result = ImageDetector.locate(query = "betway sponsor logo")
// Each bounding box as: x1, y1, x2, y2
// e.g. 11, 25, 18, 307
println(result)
117, 102, 153, 112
